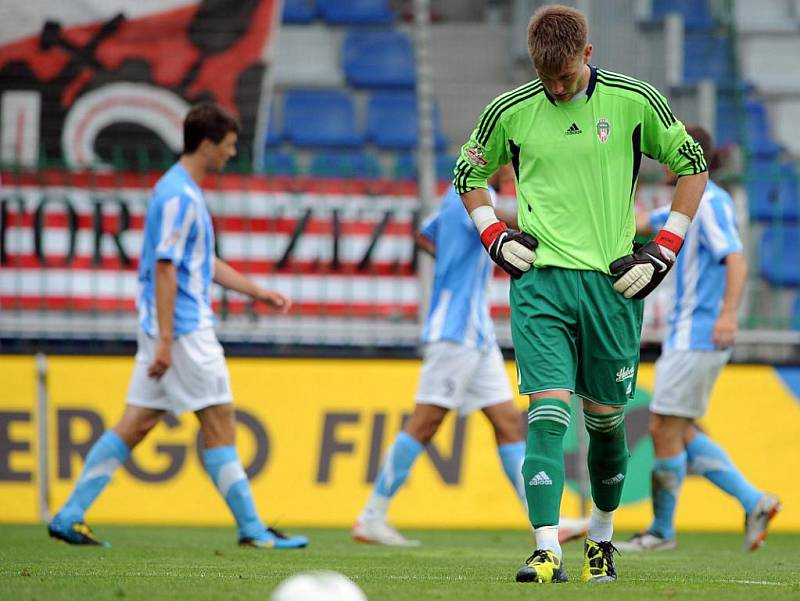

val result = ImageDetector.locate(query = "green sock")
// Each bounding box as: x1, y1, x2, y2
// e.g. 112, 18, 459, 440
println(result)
584, 408, 629, 512
523, 398, 570, 528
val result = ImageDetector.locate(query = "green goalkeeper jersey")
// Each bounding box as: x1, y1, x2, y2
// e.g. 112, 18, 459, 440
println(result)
454, 66, 707, 273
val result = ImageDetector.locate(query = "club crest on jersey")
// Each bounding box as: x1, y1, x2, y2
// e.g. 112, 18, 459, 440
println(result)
465, 145, 489, 167
596, 118, 611, 143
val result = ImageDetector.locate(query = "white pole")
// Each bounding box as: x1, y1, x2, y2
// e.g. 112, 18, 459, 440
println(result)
413, 0, 437, 327
36, 352, 50, 523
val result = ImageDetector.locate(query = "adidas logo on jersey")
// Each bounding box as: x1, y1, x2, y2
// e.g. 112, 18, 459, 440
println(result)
565, 122, 582, 135
615, 366, 635, 382
528, 471, 553, 486
602, 473, 625, 485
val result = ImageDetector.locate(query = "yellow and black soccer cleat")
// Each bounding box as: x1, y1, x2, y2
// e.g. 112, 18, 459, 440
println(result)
515, 549, 569, 583
581, 539, 619, 582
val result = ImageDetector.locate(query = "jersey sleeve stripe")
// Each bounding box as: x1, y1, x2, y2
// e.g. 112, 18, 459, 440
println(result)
687, 141, 708, 172
477, 83, 544, 146
678, 148, 698, 174
475, 81, 541, 144
453, 157, 475, 194
597, 72, 674, 129
597, 69, 676, 124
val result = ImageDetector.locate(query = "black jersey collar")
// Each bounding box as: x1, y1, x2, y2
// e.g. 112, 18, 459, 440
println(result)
542, 65, 598, 105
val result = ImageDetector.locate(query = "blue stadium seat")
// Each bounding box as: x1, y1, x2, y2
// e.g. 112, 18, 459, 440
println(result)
793, 295, 800, 330
262, 151, 298, 176
264, 103, 282, 147
344, 31, 415, 89
683, 34, 734, 84
317, 0, 394, 24
283, 90, 364, 148
745, 100, 783, 158
309, 151, 382, 179
748, 161, 800, 222
715, 92, 743, 147
283, 0, 317, 24
759, 225, 800, 286
392, 153, 457, 181
367, 92, 447, 150
436, 154, 457, 181
652, 0, 715, 31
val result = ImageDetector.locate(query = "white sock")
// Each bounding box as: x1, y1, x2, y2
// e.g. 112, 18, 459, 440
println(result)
534, 525, 562, 558
588, 502, 614, 542
359, 492, 391, 522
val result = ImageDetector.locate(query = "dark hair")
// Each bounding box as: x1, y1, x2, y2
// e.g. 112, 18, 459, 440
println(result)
183, 102, 239, 154
528, 4, 588, 72
685, 124, 714, 166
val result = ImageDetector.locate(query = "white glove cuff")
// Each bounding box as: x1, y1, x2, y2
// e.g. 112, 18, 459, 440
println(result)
469, 205, 499, 234
663, 210, 691, 239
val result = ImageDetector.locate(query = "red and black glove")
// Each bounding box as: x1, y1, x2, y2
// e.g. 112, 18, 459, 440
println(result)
480, 221, 539, 279
610, 229, 683, 299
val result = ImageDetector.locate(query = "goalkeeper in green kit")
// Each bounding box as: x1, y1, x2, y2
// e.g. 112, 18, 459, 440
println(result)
454, 4, 708, 584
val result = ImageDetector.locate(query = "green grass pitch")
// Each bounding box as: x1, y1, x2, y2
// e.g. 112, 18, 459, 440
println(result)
1, 525, 798, 600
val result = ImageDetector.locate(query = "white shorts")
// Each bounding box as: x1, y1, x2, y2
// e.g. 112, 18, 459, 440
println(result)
415, 341, 513, 415
650, 349, 731, 419
126, 328, 233, 416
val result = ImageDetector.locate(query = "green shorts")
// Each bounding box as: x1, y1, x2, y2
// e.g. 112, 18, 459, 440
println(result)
510, 267, 644, 406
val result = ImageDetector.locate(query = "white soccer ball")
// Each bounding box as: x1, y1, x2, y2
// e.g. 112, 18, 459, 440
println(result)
271, 571, 368, 601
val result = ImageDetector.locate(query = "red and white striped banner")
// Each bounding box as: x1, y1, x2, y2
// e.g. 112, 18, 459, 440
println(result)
1, 171, 513, 322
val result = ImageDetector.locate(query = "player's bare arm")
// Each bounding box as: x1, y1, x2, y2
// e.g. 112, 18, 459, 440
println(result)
149, 259, 177, 380
415, 232, 436, 257
213, 257, 291, 313
713, 251, 747, 348
496, 208, 519, 230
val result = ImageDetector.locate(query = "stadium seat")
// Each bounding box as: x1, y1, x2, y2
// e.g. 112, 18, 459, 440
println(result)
652, 0, 715, 31
367, 92, 447, 150
264, 103, 282, 147
793, 294, 800, 330
309, 150, 382, 179
343, 31, 415, 89
745, 100, 783, 158
283, 90, 364, 148
748, 161, 800, 222
683, 34, 734, 85
715, 91, 743, 147
317, 0, 394, 25
759, 225, 800, 286
262, 150, 298, 176
392, 153, 457, 181
283, 0, 317, 24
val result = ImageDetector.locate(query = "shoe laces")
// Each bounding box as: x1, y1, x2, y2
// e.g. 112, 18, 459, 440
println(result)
589, 541, 619, 575
526, 549, 555, 566
266, 526, 289, 540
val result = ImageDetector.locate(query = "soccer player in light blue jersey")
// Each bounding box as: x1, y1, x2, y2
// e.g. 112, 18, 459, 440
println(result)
352, 165, 589, 546
48, 103, 308, 550
618, 125, 781, 553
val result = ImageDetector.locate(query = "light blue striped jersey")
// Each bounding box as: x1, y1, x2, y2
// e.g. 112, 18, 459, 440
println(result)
138, 162, 215, 337
649, 179, 743, 351
420, 185, 496, 349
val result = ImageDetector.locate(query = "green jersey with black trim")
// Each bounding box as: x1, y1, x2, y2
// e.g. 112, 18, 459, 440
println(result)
454, 67, 707, 273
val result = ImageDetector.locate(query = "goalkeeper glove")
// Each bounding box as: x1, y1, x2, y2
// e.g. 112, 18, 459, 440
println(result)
470, 206, 538, 279
610, 217, 688, 299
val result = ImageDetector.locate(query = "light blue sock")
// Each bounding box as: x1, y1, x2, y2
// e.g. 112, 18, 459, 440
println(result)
648, 452, 686, 539
361, 432, 423, 520
498, 441, 526, 505
203, 446, 264, 540
57, 431, 129, 523
686, 432, 762, 514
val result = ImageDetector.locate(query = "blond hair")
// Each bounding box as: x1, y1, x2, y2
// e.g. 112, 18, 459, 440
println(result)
527, 4, 588, 72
